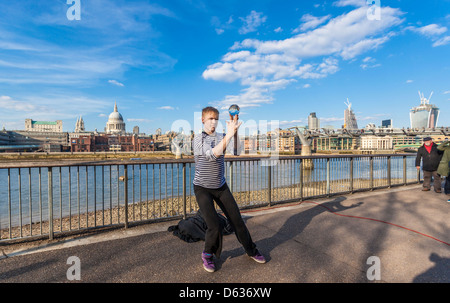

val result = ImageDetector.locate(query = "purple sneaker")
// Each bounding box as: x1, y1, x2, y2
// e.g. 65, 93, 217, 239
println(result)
250, 250, 266, 264
201, 252, 215, 273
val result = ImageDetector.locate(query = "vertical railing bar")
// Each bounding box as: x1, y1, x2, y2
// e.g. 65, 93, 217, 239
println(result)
39, 167, 43, 235
48, 167, 53, 240
18, 168, 22, 237
370, 156, 374, 191
85, 166, 88, 228
102, 165, 105, 226
132, 164, 135, 221
183, 162, 187, 219
146, 164, 149, 220
350, 157, 354, 193
247, 161, 250, 205
59, 167, 62, 232
256, 160, 259, 204
268, 162, 272, 207
139, 164, 142, 221
68, 166, 72, 231
117, 165, 120, 223
403, 155, 407, 185
326, 157, 330, 197
165, 163, 168, 217
189, 163, 192, 213
152, 164, 155, 219
159, 164, 162, 218
230, 161, 234, 193
299, 159, 303, 201
387, 156, 391, 188
291, 159, 295, 199
28, 167, 32, 236
77, 166, 80, 230
124, 165, 128, 228
177, 163, 180, 215
8, 168, 11, 239
109, 165, 112, 225
171, 164, 174, 215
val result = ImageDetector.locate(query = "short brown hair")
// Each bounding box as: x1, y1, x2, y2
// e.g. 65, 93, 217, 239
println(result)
202, 106, 219, 117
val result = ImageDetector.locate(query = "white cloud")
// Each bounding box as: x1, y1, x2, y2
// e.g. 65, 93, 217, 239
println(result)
406, 24, 449, 47
406, 80, 414, 83
0, 93, 111, 129
0, 96, 36, 111
360, 57, 381, 69
158, 106, 176, 110
108, 79, 125, 87
0, 1, 177, 87
215, 28, 225, 35
232, 7, 402, 59
340, 35, 391, 60
127, 118, 152, 123
274, 27, 283, 33
321, 117, 345, 122
203, 6, 403, 110
212, 15, 234, 35
293, 14, 331, 33
408, 24, 447, 37
333, 0, 366, 7
239, 11, 267, 34
432, 36, 450, 47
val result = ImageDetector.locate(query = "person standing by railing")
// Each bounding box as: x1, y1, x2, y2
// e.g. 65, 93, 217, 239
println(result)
437, 140, 450, 202
192, 106, 266, 273
416, 137, 443, 193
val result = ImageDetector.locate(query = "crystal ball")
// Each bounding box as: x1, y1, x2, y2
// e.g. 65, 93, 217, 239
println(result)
228, 104, 240, 116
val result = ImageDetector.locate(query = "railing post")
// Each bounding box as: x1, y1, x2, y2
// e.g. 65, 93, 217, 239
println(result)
230, 161, 234, 193
349, 157, 354, 193
326, 157, 330, 197
370, 156, 374, 191
8, 168, 11, 239
387, 156, 391, 188
403, 155, 407, 185
267, 162, 272, 207
124, 165, 129, 229
299, 159, 303, 201
48, 167, 54, 240
182, 162, 187, 219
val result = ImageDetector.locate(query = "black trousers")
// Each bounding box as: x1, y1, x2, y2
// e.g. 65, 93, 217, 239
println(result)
194, 183, 257, 258
445, 174, 450, 195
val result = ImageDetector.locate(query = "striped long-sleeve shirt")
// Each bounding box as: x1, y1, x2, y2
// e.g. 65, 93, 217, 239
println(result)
193, 131, 236, 189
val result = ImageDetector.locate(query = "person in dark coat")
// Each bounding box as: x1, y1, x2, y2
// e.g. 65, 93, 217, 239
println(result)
416, 137, 444, 192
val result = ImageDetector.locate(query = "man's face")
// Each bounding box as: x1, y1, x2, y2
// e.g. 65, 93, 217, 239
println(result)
202, 112, 219, 134
424, 140, 432, 146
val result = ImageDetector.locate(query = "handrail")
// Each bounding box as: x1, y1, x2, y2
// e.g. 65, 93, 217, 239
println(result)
0, 153, 417, 169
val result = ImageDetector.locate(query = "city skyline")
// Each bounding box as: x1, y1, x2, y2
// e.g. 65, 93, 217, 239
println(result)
0, 0, 449, 134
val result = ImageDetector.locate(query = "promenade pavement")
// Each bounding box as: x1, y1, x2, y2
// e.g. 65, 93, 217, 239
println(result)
1, 183, 449, 284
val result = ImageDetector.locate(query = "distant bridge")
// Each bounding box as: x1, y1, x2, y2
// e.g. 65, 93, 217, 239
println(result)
288, 126, 450, 139
286, 126, 449, 156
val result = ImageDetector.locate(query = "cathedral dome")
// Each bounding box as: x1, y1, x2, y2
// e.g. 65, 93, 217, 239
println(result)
105, 101, 126, 134
108, 111, 123, 121
108, 102, 123, 121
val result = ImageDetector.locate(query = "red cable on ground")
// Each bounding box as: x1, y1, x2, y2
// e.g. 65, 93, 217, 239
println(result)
242, 200, 450, 247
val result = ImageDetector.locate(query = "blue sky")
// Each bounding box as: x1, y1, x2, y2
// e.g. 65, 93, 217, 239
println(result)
0, 0, 449, 134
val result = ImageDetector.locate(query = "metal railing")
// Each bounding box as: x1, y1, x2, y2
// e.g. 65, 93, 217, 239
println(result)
0, 154, 420, 242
